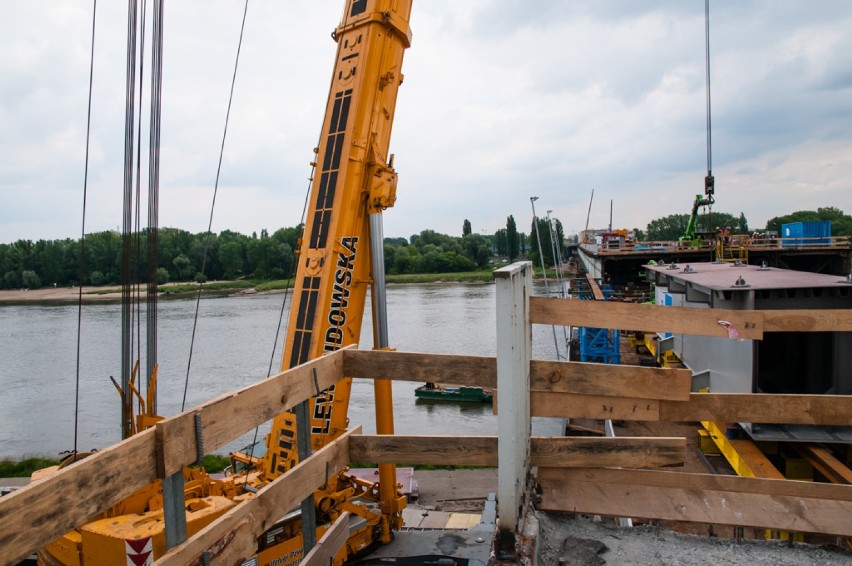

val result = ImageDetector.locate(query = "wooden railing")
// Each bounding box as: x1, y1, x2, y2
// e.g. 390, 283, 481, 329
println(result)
1, 262, 851, 564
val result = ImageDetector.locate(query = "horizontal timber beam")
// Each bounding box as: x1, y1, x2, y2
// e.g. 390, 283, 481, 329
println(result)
530, 296, 765, 339
531, 359, 691, 401
343, 349, 497, 387
532, 392, 852, 426
763, 309, 852, 332
348, 435, 686, 469
344, 349, 691, 400
155, 427, 358, 566
659, 393, 852, 426
538, 467, 852, 536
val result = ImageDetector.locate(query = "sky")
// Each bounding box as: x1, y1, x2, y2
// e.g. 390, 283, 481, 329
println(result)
2, 0, 851, 245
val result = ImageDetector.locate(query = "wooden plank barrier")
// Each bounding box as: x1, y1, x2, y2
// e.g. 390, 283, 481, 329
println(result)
348, 435, 686, 469
529, 296, 766, 339
5, 292, 852, 563
531, 391, 852, 425
538, 467, 852, 537
342, 349, 692, 401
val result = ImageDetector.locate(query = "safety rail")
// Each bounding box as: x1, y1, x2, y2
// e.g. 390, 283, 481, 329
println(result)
2, 262, 851, 564
580, 235, 851, 256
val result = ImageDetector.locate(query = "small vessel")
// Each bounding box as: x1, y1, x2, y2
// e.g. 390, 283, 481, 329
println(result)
415, 382, 493, 403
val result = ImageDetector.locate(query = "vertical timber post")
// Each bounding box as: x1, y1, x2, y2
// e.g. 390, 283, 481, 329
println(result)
494, 261, 532, 556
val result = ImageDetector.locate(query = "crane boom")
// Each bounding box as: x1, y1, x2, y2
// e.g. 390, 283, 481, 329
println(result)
265, 0, 412, 473
39, 2, 414, 564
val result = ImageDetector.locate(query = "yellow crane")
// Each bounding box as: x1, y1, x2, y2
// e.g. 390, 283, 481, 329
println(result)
38, 0, 413, 564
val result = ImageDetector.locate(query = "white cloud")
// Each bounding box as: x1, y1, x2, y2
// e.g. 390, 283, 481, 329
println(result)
1, 1, 851, 244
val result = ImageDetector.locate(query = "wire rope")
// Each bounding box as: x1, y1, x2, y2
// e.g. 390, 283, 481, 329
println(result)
120, 0, 139, 439
705, 0, 713, 177
73, 0, 99, 459
182, 0, 250, 411
132, 0, 147, 419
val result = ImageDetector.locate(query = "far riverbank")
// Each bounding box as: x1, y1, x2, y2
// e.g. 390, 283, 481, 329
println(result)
0, 271, 498, 305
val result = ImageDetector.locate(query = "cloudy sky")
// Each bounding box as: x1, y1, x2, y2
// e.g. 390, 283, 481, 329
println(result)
2, 1, 851, 245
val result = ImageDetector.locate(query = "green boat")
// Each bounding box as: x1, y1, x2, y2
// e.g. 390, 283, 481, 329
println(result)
414, 383, 493, 403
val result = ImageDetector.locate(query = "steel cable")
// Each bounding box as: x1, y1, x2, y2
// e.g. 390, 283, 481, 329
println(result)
182, 0, 250, 411
73, 0, 99, 458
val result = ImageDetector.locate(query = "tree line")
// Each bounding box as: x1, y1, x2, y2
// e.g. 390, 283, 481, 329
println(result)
0, 214, 562, 290
0, 226, 300, 290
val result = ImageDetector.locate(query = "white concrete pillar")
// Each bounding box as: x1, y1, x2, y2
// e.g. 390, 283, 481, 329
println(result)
494, 261, 532, 537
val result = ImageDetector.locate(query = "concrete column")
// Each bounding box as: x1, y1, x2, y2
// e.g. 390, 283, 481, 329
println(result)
494, 261, 532, 540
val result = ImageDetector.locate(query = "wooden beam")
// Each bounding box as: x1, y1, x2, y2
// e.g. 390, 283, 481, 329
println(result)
793, 444, 852, 484
344, 350, 692, 401
542, 466, 852, 502
157, 350, 346, 476
529, 297, 765, 340
531, 359, 691, 401
349, 435, 496, 466
532, 392, 661, 421
0, 429, 159, 566
763, 309, 852, 332
301, 512, 350, 566
585, 273, 605, 301
342, 349, 497, 388
660, 393, 852, 426
532, 392, 852, 426
531, 436, 685, 469
538, 467, 852, 536
155, 427, 358, 566
348, 435, 685, 469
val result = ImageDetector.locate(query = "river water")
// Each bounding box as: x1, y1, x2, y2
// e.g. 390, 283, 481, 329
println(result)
0, 282, 566, 459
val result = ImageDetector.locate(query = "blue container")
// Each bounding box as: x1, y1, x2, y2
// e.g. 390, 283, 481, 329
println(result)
781, 221, 831, 248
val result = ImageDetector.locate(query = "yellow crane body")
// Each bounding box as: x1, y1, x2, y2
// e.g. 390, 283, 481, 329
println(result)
38, 1, 413, 564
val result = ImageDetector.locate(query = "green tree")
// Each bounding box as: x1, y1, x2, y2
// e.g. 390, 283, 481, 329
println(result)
173, 254, 193, 280
529, 218, 555, 268
461, 233, 492, 268
766, 207, 852, 236
506, 215, 519, 262
493, 229, 508, 256
646, 211, 743, 240
462, 219, 472, 237
219, 242, 244, 279
156, 267, 170, 284
21, 270, 41, 289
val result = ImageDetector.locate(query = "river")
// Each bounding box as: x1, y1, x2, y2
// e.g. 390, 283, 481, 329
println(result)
0, 282, 566, 459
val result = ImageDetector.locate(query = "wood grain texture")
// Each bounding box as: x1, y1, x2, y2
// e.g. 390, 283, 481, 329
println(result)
763, 309, 852, 332
157, 350, 346, 477
529, 296, 765, 339
531, 359, 691, 401
538, 467, 852, 536
0, 429, 159, 566
343, 349, 497, 387
660, 393, 852, 426
532, 392, 661, 420
531, 436, 685, 469
348, 435, 685, 469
